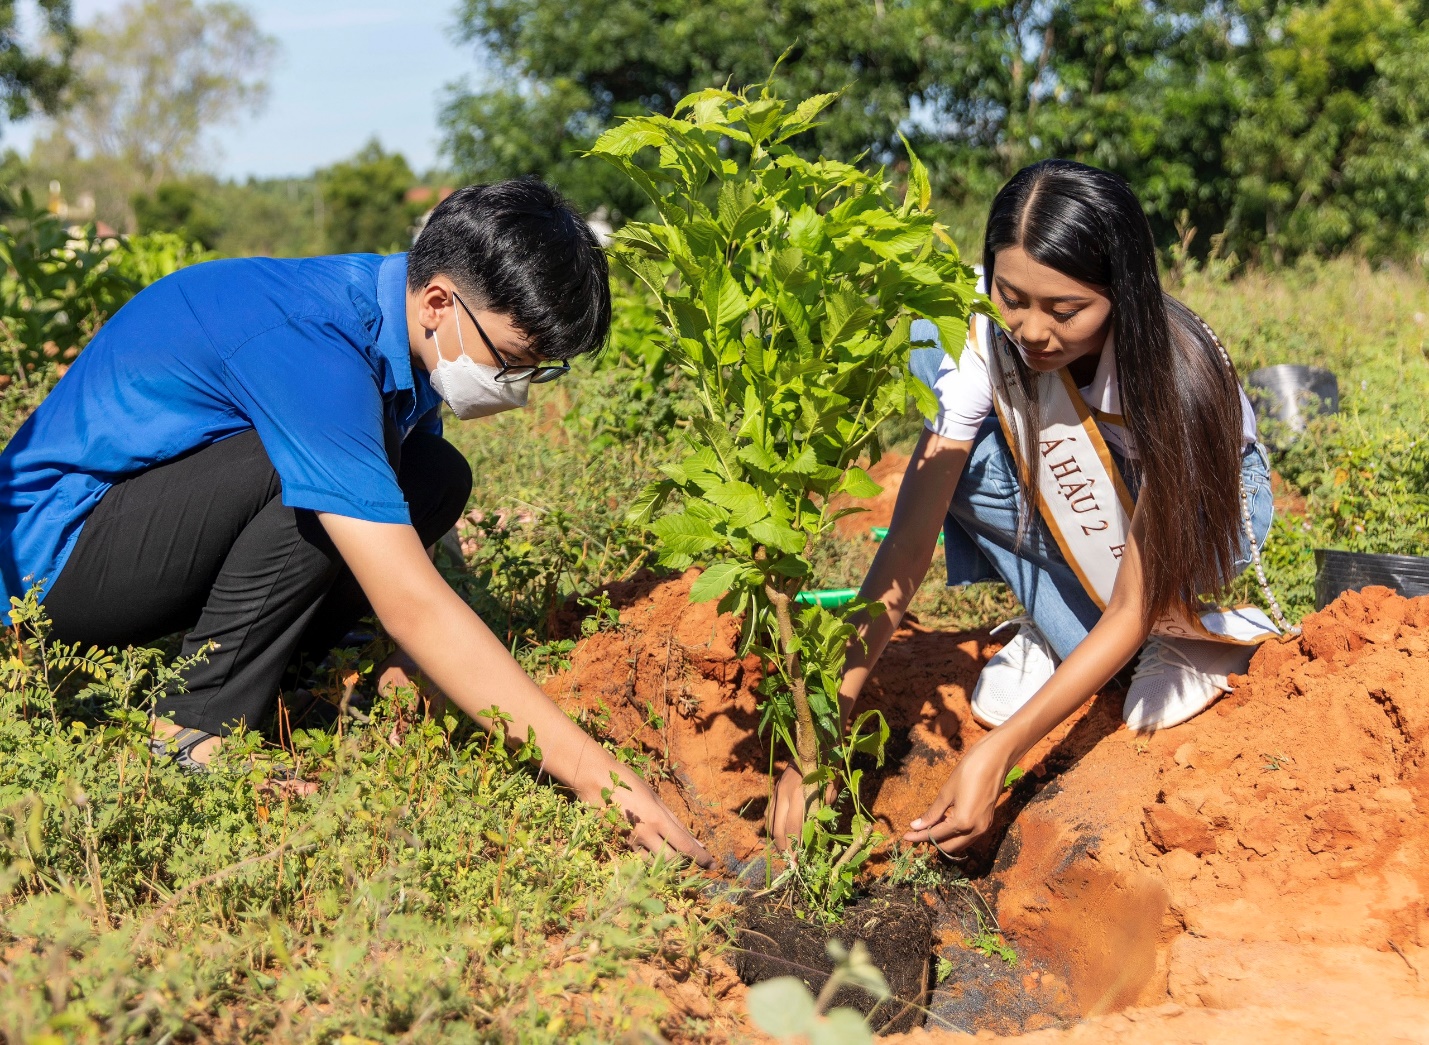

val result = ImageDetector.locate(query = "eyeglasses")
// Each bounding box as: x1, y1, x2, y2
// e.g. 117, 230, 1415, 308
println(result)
452, 291, 570, 384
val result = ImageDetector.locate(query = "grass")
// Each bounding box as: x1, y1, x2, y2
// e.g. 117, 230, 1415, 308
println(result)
0, 595, 723, 1043
2, 257, 1427, 1041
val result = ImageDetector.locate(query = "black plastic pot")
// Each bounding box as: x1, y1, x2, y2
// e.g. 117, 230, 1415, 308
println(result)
1246, 365, 1339, 443
1314, 549, 1429, 610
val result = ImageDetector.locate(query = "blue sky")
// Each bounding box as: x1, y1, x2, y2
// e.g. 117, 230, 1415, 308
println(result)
6, 0, 489, 178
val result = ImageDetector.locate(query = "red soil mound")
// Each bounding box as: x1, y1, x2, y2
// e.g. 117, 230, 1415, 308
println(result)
547, 576, 1429, 1041
542, 569, 1099, 868
895, 584, 1429, 1042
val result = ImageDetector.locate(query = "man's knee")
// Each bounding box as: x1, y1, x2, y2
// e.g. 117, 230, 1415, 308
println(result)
399, 434, 473, 545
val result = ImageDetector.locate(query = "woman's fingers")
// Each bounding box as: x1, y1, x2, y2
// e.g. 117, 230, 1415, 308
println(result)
907, 783, 956, 837
769, 766, 805, 851
904, 809, 987, 846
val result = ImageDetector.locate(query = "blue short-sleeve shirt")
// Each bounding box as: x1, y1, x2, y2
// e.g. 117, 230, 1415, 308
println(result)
0, 252, 444, 610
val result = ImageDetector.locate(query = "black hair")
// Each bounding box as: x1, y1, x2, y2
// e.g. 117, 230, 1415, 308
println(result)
406, 178, 610, 361
983, 159, 1245, 624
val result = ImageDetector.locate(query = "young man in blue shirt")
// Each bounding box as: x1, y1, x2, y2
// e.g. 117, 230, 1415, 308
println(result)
0, 179, 710, 867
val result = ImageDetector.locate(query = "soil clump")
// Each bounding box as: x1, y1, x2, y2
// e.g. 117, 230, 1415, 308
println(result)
903, 585, 1429, 1042
545, 576, 1429, 1041
541, 569, 1102, 871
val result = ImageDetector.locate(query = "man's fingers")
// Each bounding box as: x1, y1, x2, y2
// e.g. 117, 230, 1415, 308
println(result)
631, 814, 713, 869
771, 770, 804, 851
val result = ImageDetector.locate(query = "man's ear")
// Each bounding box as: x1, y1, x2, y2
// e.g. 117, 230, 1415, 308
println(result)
414, 280, 454, 333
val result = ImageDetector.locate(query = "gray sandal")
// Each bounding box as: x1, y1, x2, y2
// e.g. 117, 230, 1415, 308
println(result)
149, 726, 216, 773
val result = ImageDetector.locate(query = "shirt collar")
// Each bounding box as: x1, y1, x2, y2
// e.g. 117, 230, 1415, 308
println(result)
376, 253, 414, 393
1084, 328, 1121, 415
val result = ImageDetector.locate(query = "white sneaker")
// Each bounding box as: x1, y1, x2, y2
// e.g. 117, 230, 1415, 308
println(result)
1123, 636, 1254, 732
970, 617, 1059, 728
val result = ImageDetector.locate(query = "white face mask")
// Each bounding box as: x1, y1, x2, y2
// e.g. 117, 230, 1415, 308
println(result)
427, 311, 531, 420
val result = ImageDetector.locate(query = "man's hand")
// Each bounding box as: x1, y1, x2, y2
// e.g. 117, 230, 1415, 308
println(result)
589, 770, 713, 867
317, 512, 713, 869
903, 733, 1016, 854
767, 765, 806, 850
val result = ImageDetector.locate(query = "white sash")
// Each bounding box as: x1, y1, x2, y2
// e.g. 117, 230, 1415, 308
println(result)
935, 319, 1278, 647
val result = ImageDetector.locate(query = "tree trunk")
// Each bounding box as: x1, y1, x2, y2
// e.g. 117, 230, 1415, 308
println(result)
766, 585, 822, 805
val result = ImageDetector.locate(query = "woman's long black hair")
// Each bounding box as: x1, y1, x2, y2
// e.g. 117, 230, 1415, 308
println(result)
983, 159, 1245, 625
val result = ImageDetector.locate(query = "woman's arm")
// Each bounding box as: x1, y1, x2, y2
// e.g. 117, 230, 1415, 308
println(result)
904, 505, 1154, 851
838, 428, 972, 724
769, 427, 969, 844
318, 512, 713, 867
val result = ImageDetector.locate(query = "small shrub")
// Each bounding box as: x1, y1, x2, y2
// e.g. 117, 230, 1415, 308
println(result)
590, 77, 985, 914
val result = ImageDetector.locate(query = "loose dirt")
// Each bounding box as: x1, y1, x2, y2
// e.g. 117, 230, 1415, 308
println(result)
542, 569, 1101, 870
543, 578, 1429, 1042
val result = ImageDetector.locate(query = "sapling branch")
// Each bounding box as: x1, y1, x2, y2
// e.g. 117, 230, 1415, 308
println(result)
830, 819, 876, 881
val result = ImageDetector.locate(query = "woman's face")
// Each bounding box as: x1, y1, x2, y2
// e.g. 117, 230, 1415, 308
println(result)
991, 245, 1113, 373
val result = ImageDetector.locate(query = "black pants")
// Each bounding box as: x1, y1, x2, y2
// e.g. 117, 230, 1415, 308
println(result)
44, 429, 472, 735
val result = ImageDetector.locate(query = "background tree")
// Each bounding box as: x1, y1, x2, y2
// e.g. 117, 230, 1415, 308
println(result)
132, 181, 225, 249
27, 0, 275, 230
316, 139, 423, 255
442, 0, 1429, 264
440, 0, 960, 216
1223, 0, 1429, 262
0, 0, 76, 126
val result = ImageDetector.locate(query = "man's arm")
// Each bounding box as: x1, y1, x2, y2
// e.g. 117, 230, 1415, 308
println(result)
318, 512, 712, 867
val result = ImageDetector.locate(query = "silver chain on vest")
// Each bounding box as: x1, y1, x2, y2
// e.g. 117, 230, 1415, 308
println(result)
1191, 312, 1302, 638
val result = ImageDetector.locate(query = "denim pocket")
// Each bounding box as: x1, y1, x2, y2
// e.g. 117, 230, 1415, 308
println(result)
1234, 443, 1275, 571
959, 418, 1021, 504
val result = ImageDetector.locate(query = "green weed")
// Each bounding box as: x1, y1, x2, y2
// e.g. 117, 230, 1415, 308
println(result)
0, 592, 719, 1043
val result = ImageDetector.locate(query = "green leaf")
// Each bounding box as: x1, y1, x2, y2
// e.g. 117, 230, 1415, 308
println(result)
811, 1009, 875, 1045
650, 512, 721, 556
836, 466, 882, 499
747, 977, 818, 1037
590, 119, 667, 158
847, 710, 890, 766
701, 266, 750, 333
626, 479, 676, 525
902, 134, 932, 213
707, 480, 767, 527
690, 562, 747, 603
747, 517, 806, 554
738, 443, 781, 474
691, 416, 738, 481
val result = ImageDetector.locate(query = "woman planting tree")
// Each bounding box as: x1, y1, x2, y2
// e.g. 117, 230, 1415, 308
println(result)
772, 159, 1291, 854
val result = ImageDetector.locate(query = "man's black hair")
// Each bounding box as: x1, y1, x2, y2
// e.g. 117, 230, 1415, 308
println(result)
406, 178, 610, 361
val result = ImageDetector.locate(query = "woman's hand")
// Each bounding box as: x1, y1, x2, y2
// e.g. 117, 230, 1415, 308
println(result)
903, 733, 1017, 854
767, 765, 807, 850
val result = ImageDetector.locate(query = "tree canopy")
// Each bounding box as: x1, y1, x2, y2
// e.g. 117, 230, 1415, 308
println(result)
440, 0, 1429, 263
0, 0, 75, 125
50, 0, 276, 190
317, 139, 424, 255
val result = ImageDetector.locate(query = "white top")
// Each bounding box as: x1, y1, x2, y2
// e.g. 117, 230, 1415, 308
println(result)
910, 315, 1258, 458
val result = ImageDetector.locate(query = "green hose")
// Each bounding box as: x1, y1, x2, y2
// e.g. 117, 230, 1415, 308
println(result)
870, 526, 943, 545
793, 588, 859, 609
